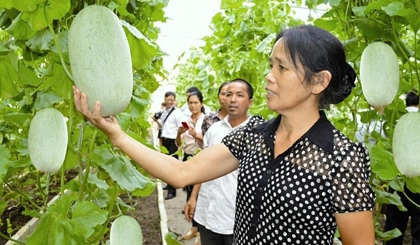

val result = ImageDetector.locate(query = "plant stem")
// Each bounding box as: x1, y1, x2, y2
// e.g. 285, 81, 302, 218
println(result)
78, 129, 97, 202
4, 182, 42, 210
62, 90, 74, 195
403, 190, 420, 208
43, 174, 51, 211
77, 120, 87, 174
0, 231, 25, 244
45, 11, 73, 81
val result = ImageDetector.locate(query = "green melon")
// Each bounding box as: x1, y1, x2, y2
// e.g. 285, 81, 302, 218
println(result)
68, 5, 133, 117
360, 42, 400, 107
110, 215, 143, 245
28, 108, 68, 174
392, 112, 420, 177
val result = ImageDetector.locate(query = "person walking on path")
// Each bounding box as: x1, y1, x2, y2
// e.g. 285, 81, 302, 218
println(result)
184, 79, 253, 245
180, 82, 230, 244
153, 91, 186, 200
176, 90, 206, 243
73, 24, 375, 244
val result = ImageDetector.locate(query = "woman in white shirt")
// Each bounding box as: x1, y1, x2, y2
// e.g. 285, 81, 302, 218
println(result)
176, 91, 206, 243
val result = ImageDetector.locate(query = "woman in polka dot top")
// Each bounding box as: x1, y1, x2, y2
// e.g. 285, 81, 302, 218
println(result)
74, 25, 376, 245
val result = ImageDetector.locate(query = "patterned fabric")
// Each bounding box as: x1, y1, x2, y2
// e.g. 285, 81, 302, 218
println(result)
222, 111, 375, 244
201, 109, 222, 135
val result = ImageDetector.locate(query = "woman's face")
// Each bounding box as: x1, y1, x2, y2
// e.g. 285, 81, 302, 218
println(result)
265, 39, 315, 114
188, 95, 203, 115
218, 85, 228, 110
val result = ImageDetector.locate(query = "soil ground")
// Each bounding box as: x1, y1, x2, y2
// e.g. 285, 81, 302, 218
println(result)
123, 190, 162, 245
0, 190, 161, 245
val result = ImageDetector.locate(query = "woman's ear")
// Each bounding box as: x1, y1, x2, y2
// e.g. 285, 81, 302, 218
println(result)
311, 70, 331, 95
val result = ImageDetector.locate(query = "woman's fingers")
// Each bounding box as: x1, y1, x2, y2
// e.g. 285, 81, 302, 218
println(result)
72, 86, 83, 112
72, 85, 104, 125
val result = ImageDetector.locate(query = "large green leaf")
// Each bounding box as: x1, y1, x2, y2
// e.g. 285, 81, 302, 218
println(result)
0, 145, 11, 184
375, 189, 407, 211
0, 53, 20, 99
33, 90, 63, 110
123, 22, 158, 70
370, 144, 398, 180
91, 144, 156, 196
46, 0, 71, 21
6, 13, 36, 40
0, 0, 43, 12
18, 63, 42, 86
26, 28, 54, 52
44, 62, 73, 98
130, 95, 148, 118
21, 4, 48, 31
4, 112, 31, 125
26, 193, 108, 245
403, 176, 420, 194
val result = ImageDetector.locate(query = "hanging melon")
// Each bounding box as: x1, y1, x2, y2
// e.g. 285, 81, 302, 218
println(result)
68, 5, 133, 117
360, 42, 400, 107
392, 112, 420, 177
110, 215, 143, 245
28, 108, 68, 174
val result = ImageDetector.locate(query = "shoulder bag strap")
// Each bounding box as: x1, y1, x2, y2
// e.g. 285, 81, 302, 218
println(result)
163, 107, 176, 125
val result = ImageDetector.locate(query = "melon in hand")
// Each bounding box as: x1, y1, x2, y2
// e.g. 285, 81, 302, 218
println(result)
68, 5, 133, 117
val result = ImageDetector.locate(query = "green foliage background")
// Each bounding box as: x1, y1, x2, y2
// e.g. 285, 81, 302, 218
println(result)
0, 0, 420, 243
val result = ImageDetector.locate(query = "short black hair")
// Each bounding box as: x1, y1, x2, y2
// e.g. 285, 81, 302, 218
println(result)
406, 90, 419, 107
230, 78, 254, 99
164, 91, 176, 99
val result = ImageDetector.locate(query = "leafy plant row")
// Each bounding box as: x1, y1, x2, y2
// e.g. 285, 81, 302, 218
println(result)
0, 0, 169, 244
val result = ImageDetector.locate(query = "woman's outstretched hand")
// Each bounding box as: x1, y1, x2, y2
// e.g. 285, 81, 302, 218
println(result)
72, 85, 123, 146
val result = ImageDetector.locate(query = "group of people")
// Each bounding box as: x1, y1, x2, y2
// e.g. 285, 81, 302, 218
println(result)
72, 24, 419, 245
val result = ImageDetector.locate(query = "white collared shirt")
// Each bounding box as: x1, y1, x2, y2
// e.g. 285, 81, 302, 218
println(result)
406, 106, 419, 112
194, 115, 250, 234
161, 106, 186, 139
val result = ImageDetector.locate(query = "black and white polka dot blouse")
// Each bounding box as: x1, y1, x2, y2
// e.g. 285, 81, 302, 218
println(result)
222, 111, 375, 244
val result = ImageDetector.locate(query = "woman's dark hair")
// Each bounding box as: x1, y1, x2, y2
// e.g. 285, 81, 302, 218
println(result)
218, 82, 230, 95
275, 25, 356, 108
186, 86, 200, 94
188, 91, 205, 114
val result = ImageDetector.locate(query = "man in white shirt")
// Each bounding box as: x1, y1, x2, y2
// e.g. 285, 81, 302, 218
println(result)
183, 79, 254, 245
153, 91, 187, 200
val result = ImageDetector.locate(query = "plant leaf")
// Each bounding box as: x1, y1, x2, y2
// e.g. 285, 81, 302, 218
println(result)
0, 145, 11, 184
91, 144, 156, 196
26, 193, 108, 245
